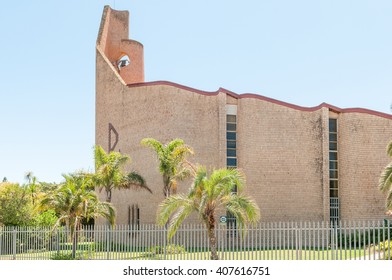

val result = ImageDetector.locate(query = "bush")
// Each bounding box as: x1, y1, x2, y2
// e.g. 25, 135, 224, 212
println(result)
150, 244, 186, 254
94, 241, 133, 252
50, 251, 92, 260
377, 240, 392, 260
33, 210, 58, 227
0, 183, 35, 226
59, 242, 95, 251
335, 221, 392, 248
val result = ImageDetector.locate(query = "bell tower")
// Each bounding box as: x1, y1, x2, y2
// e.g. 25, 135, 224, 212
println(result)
96, 5, 144, 84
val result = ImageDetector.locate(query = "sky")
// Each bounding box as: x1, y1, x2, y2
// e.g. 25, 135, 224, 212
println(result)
0, 0, 391, 184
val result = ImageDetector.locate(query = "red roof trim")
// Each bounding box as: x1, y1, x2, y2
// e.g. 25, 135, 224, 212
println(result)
127, 81, 392, 120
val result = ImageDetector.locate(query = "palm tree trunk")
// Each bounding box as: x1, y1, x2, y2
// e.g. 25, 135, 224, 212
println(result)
207, 221, 219, 260
106, 189, 112, 203
72, 232, 78, 259
70, 221, 78, 259
163, 175, 170, 198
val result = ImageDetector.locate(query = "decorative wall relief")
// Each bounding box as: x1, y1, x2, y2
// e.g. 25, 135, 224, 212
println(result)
109, 123, 119, 152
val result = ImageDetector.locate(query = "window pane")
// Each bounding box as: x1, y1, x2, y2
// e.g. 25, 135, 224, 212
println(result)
329, 142, 337, 151
227, 140, 236, 149
330, 189, 338, 198
329, 152, 337, 161
329, 133, 337, 142
227, 132, 236, 140
329, 119, 337, 132
227, 149, 236, 157
329, 161, 338, 170
330, 180, 338, 189
226, 123, 236, 131
227, 158, 237, 167
330, 170, 338, 179
227, 115, 236, 123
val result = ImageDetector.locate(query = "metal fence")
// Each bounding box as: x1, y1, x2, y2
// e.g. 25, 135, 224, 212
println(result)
0, 220, 391, 260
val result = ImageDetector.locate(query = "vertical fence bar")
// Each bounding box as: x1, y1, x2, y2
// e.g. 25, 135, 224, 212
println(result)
12, 227, 17, 260
372, 221, 376, 260
388, 220, 391, 260
361, 221, 365, 260
282, 223, 286, 260
295, 222, 298, 260
304, 222, 308, 260
338, 220, 342, 260
255, 223, 258, 260
313, 222, 316, 260
204, 224, 208, 260
290, 222, 293, 260
190, 224, 194, 260
377, 220, 381, 260
265, 222, 269, 260
250, 223, 254, 260
299, 222, 303, 260
104, 226, 108, 260
368, 221, 371, 260
277, 222, 280, 260
353, 221, 357, 260
343, 221, 347, 260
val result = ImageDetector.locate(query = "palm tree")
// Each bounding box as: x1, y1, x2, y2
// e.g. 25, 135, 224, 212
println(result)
141, 138, 194, 198
24, 171, 39, 206
157, 166, 260, 260
379, 141, 392, 214
38, 172, 116, 258
93, 145, 151, 203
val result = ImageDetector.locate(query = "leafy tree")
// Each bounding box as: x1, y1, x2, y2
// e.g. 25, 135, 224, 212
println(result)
93, 145, 151, 203
0, 182, 35, 226
157, 166, 260, 260
141, 138, 194, 198
33, 209, 58, 227
38, 173, 116, 258
379, 141, 392, 214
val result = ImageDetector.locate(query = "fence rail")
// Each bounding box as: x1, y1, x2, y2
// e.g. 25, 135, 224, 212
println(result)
0, 220, 391, 260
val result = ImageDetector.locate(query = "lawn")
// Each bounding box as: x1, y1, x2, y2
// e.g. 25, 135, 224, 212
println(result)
1, 247, 374, 260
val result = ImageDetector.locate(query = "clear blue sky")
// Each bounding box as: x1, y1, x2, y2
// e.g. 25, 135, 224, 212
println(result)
1, 0, 391, 184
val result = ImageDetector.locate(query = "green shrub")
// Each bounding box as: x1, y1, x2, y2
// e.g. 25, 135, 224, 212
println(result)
335, 221, 392, 248
377, 240, 392, 260
33, 210, 58, 227
59, 242, 95, 251
150, 244, 186, 254
50, 251, 93, 260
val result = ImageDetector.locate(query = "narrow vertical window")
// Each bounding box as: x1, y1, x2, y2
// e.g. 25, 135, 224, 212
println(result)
226, 110, 237, 236
128, 204, 140, 235
329, 118, 339, 223
226, 114, 237, 168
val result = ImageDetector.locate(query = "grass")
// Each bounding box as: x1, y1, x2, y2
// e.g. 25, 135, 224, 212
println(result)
1, 247, 381, 260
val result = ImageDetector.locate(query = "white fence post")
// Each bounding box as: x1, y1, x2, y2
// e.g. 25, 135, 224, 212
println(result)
12, 227, 17, 260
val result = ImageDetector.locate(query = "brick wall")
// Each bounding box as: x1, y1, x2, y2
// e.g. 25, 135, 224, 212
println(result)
96, 6, 392, 225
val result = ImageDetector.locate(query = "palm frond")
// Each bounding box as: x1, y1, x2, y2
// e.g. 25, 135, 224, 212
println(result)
94, 146, 109, 170
387, 141, 392, 158
157, 194, 189, 226
167, 138, 186, 152
379, 163, 392, 193
167, 201, 195, 239
141, 138, 164, 155
226, 194, 260, 224
122, 171, 152, 193
209, 168, 245, 194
